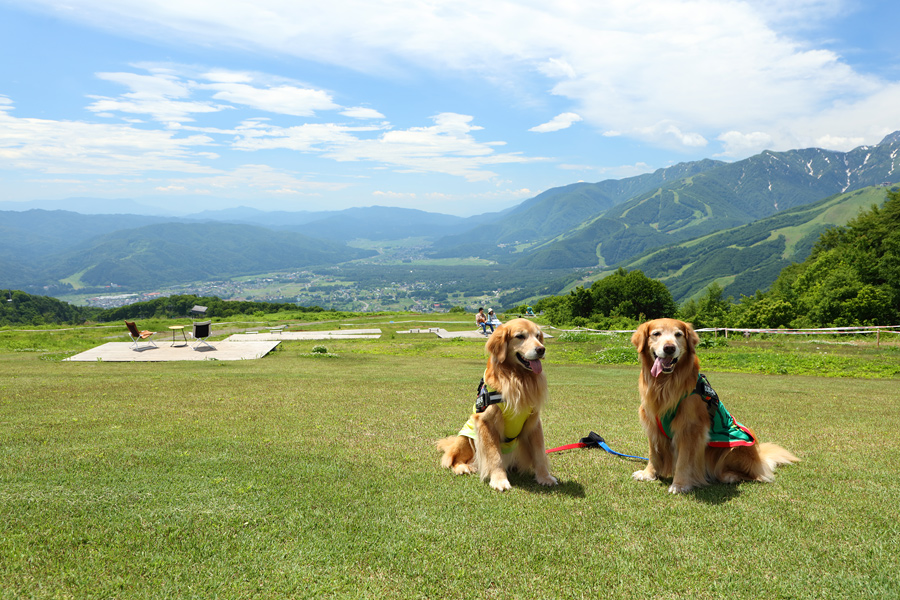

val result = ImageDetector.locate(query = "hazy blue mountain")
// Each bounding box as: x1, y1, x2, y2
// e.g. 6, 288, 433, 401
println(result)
184, 206, 343, 227
1, 197, 172, 216
185, 205, 487, 240
0, 210, 175, 259
287, 205, 473, 241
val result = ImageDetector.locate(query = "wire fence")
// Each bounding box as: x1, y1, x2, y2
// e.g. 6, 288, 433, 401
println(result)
544, 324, 900, 337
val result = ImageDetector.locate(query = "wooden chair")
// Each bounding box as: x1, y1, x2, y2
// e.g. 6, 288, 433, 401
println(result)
191, 320, 215, 350
125, 321, 157, 350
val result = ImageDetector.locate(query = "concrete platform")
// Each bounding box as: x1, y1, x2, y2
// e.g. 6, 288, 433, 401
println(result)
225, 329, 381, 341
64, 341, 281, 362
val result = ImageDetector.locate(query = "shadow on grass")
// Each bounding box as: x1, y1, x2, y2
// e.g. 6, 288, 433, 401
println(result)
643, 477, 744, 504
508, 472, 586, 498
690, 483, 743, 504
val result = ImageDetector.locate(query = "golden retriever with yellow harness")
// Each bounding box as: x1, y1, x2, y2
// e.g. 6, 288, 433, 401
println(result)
631, 318, 798, 493
437, 318, 558, 491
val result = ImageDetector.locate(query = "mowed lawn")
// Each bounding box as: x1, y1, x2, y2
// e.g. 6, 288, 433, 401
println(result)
1, 322, 898, 599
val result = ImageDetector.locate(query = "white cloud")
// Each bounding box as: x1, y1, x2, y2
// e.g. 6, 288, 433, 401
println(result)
201, 69, 254, 84
232, 121, 383, 153
88, 71, 223, 123
97, 71, 192, 98
9, 0, 900, 205
0, 109, 218, 175
529, 112, 582, 133
373, 190, 417, 199
341, 107, 386, 119
25, 0, 897, 157
157, 164, 350, 196
3, 57, 542, 195
89, 67, 343, 121
0, 96, 354, 200
321, 113, 541, 181
634, 122, 708, 149
559, 162, 655, 179
538, 58, 577, 79
86, 96, 222, 124
717, 131, 775, 157
201, 82, 339, 116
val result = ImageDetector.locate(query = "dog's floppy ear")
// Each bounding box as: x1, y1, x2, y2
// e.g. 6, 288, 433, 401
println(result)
631, 322, 648, 353
682, 320, 700, 353
485, 322, 509, 363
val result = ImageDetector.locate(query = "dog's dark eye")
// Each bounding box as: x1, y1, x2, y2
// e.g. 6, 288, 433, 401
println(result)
515, 333, 526, 339
651, 331, 661, 337
674, 331, 683, 338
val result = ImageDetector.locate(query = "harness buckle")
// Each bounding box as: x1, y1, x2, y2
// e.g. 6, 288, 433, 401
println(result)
696, 373, 720, 419
474, 378, 503, 412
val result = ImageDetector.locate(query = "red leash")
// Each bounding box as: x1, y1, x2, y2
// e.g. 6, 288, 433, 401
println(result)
546, 442, 593, 453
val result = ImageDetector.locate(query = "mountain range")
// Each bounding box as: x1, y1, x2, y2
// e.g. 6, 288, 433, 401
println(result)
3, 132, 899, 303
479, 131, 900, 269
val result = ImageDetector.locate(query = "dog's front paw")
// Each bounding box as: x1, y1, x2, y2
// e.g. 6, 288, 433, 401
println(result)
668, 482, 693, 494
490, 475, 512, 491
536, 473, 558, 486
632, 469, 657, 482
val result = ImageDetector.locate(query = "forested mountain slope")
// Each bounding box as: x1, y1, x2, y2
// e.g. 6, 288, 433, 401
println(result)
611, 185, 895, 302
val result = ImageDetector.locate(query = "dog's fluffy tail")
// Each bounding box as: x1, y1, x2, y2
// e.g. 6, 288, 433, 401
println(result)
436, 436, 456, 469
755, 442, 799, 481
436, 435, 476, 473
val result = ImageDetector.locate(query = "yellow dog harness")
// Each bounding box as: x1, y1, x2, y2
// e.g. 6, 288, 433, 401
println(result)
458, 378, 534, 454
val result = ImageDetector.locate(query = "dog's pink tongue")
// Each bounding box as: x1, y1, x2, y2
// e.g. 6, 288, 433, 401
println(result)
529, 358, 543, 374
651, 357, 664, 378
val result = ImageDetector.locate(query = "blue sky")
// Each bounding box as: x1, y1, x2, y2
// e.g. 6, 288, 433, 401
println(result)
1, 0, 899, 217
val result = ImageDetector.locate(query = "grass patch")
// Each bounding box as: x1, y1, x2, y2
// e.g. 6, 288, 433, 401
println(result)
1, 315, 898, 598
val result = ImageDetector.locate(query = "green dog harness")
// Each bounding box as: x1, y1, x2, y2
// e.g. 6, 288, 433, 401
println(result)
656, 374, 755, 448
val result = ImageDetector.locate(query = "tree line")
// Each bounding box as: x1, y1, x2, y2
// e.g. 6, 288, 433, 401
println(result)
0, 293, 324, 327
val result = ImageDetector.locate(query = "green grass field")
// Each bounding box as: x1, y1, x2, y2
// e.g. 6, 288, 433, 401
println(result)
1, 314, 898, 599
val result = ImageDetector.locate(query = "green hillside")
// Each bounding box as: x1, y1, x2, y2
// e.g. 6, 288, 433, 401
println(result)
49, 222, 376, 290
605, 185, 894, 302
0, 210, 173, 288
429, 159, 725, 259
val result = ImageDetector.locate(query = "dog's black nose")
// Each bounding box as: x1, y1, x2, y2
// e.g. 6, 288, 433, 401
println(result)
536, 347, 545, 357
663, 344, 677, 355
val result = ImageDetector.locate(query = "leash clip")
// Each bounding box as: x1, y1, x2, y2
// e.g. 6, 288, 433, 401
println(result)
579, 431, 606, 445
